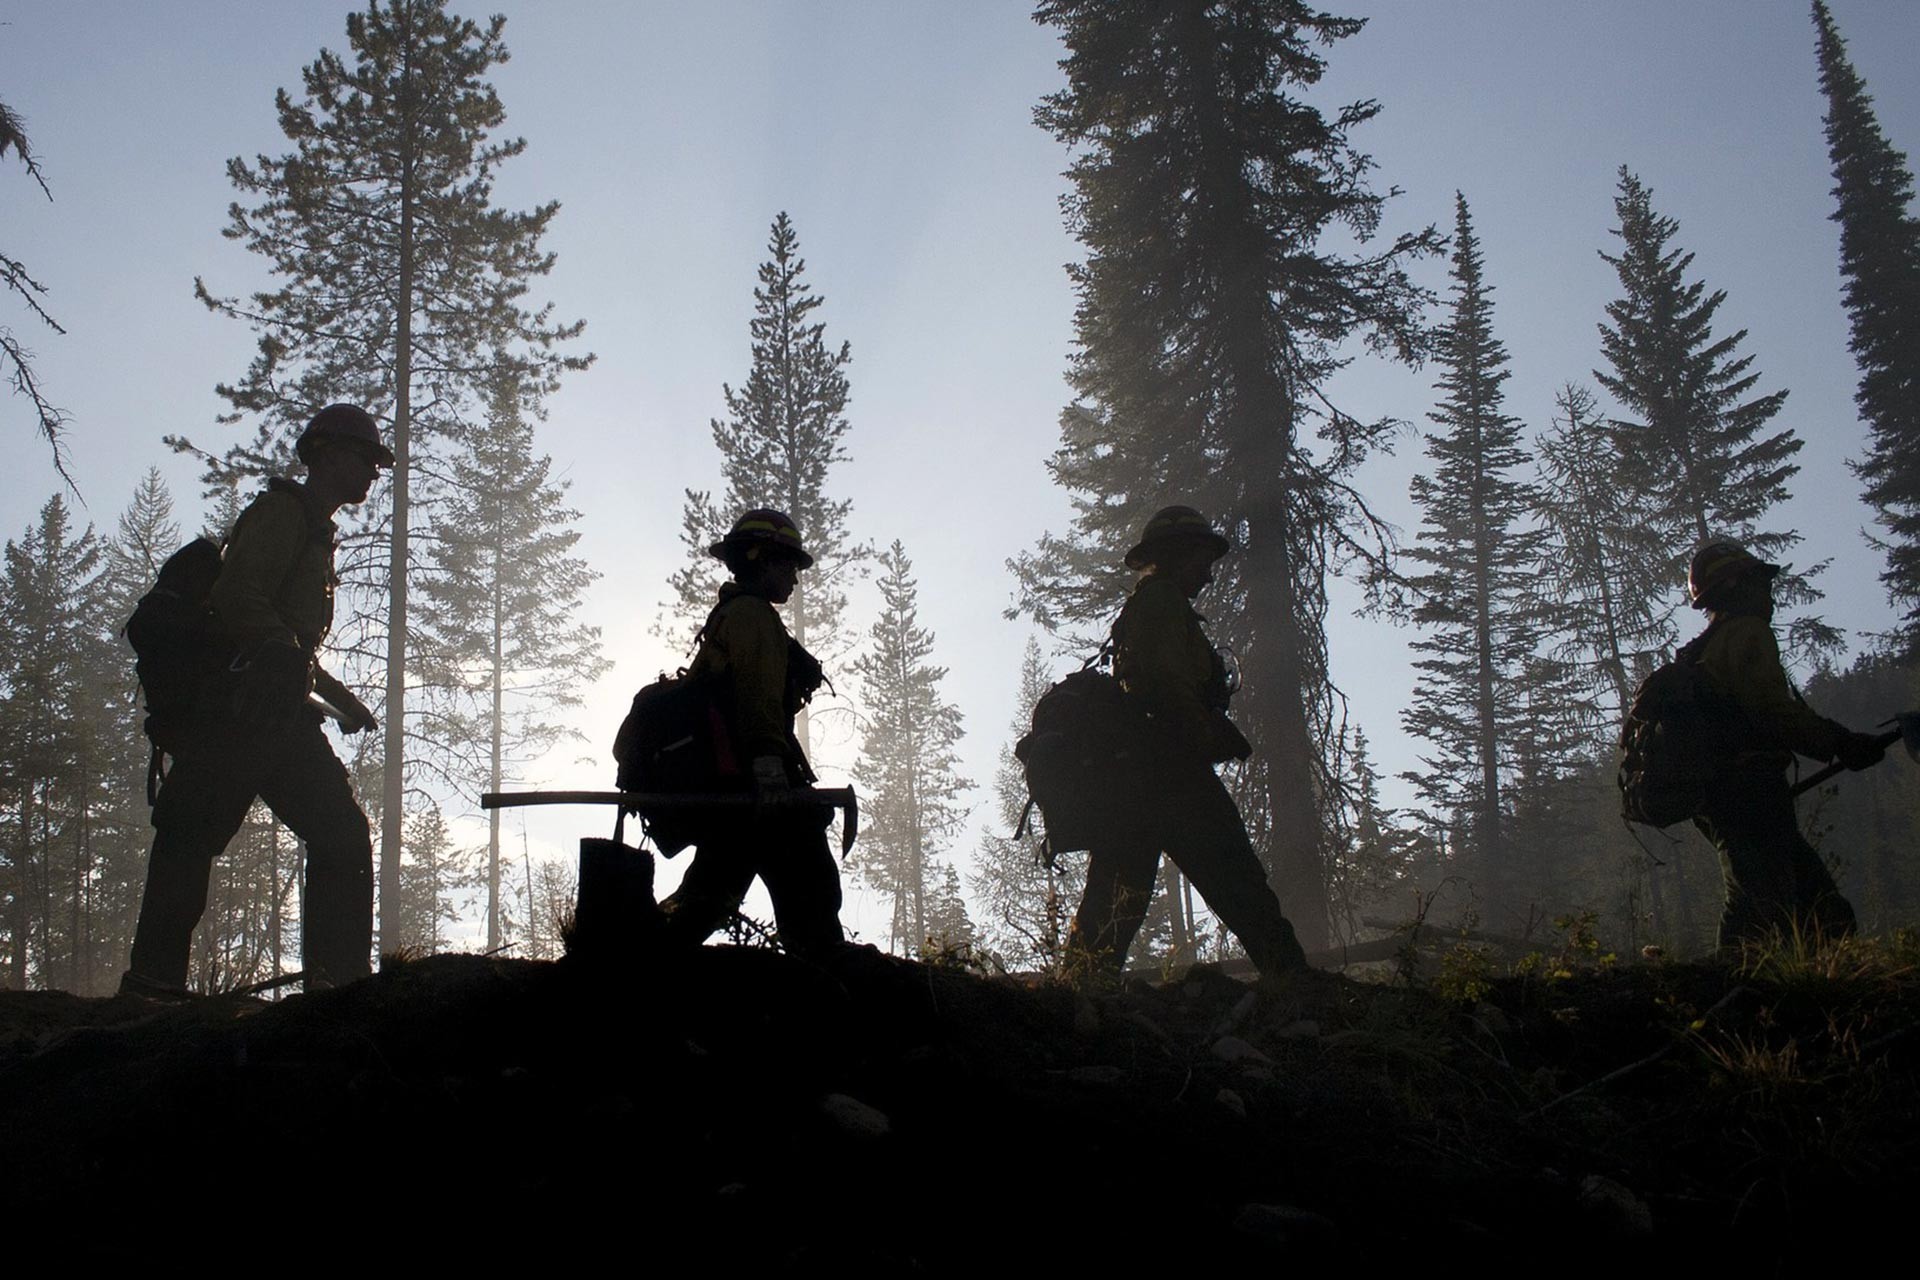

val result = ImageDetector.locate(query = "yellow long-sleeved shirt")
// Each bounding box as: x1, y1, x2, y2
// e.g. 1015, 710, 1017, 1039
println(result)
1114, 572, 1239, 762
1695, 612, 1847, 763
209, 479, 338, 655
688, 584, 801, 764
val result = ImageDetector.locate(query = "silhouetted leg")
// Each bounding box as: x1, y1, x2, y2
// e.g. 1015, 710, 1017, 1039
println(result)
1161, 765, 1306, 976
1699, 770, 1834, 952
660, 817, 758, 948
757, 807, 842, 955
257, 718, 373, 986
1069, 836, 1161, 975
127, 750, 259, 989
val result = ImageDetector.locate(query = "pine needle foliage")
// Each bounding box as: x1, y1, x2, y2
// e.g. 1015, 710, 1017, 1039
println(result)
1594, 168, 1831, 657
1401, 194, 1543, 874
1811, 1, 1920, 651
664, 214, 868, 756
850, 542, 971, 955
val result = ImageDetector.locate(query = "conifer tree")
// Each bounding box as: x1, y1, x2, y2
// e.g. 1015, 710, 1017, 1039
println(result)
416, 377, 605, 949
1811, 1, 1920, 648
0, 496, 102, 987
390, 804, 466, 954
1401, 194, 1541, 879
1595, 169, 1829, 653
663, 213, 866, 754
1531, 383, 1672, 744
850, 543, 971, 954
185, 0, 590, 948
1016, 0, 1439, 951
970, 638, 1084, 970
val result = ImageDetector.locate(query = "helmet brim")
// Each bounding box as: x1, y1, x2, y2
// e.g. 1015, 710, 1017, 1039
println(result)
1124, 528, 1230, 571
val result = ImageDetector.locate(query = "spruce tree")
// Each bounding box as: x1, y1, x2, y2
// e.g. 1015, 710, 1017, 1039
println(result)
1017, 0, 1439, 951
416, 376, 606, 949
850, 543, 971, 955
185, 0, 590, 949
0, 496, 102, 987
970, 638, 1084, 970
1595, 169, 1829, 653
662, 213, 866, 755
1401, 194, 1542, 882
1532, 382, 1672, 743
1811, 1, 1920, 648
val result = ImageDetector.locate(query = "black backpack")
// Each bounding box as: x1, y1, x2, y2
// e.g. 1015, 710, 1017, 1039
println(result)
1618, 624, 1741, 828
610, 669, 741, 856
1015, 651, 1151, 862
124, 536, 224, 752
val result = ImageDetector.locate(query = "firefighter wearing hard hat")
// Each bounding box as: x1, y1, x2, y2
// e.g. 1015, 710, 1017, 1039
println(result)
1683, 537, 1884, 949
1066, 505, 1309, 979
122, 404, 388, 999
656, 508, 842, 953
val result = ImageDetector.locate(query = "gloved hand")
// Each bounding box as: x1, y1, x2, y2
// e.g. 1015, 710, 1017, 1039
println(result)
1836, 731, 1887, 772
751, 754, 792, 801
233, 642, 312, 728
314, 669, 377, 735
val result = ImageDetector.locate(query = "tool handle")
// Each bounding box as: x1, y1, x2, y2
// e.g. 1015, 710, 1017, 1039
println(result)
1788, 725, 1903, 798
481, 788, 855, 811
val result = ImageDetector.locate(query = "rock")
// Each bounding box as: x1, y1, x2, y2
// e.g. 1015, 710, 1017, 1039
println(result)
819, 1092, 891, 1138
1210, 1034, 1273, 1065
1214, 1087, 1247, 1118
1233, 1202, 1336, 1250
1277, 1019, 1320, 1040
1211, 990, 1259, 1038
1578, 1174, 1653, 1236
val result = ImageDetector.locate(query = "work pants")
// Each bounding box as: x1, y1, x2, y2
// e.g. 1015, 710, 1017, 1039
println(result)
1069, 758, 1306, 977
1694, 767, 1856, 952
659, 804, 842, 955
127, 709, 373, 989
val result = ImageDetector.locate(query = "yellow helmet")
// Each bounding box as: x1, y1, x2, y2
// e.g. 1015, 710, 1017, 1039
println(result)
1124, 505, 1231, 571
1687, 537, 1777, 609
709, 508, 813, 569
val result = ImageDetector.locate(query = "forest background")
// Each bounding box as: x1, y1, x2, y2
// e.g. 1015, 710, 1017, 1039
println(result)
2, 0, 1916, 989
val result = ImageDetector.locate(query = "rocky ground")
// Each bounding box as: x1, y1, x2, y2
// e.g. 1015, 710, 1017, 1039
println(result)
3, 935, 1916, 1269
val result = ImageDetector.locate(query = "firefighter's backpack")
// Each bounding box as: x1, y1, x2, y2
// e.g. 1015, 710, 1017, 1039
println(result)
1015, 659, 1150, 861
611, 670, 740, 857
1618, 625, 1739, 828
124, 536, 224, 750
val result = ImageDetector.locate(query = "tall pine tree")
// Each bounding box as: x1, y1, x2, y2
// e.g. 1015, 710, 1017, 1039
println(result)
185, 0, 590, 949
850, 543, 971, 954
1595, 168, 1830, 655
1401, 194, 1541, 885
1016, 0, 1439, 951
1811, 0, 1920, 649
663, 213, 865, 756
416, 376, 605, 949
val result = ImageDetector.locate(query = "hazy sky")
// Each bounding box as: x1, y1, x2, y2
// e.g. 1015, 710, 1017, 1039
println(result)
5, 1, 1916, 948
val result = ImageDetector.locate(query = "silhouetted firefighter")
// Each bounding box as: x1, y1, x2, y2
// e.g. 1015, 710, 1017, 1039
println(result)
1624, 538, 1886, 952
121, 405, 386, 998
653, 509, 843, 954
1062, 506, 1307, 980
